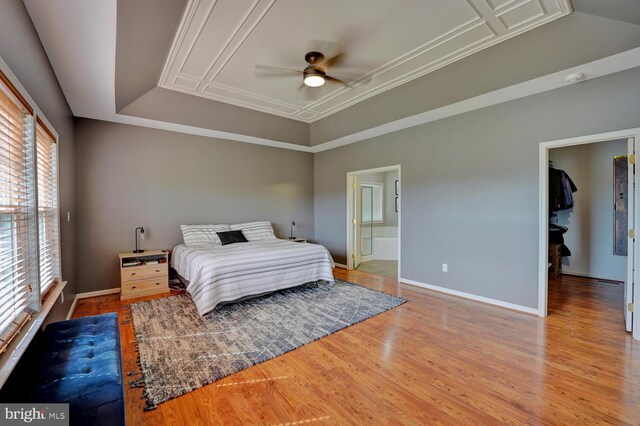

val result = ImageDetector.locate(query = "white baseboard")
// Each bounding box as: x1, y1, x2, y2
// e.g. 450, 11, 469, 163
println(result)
334, 263, 348, 269
76, 288, 121, 299
65, 296, 78, 320
66, 288, 121, 320
399, 278, 538, 316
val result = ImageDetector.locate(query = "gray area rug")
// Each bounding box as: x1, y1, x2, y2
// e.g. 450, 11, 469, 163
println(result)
129, 279, 406, 409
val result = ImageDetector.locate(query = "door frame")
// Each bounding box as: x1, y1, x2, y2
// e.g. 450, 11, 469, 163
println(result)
346, 165, 401, 280
538, 128, 640, 341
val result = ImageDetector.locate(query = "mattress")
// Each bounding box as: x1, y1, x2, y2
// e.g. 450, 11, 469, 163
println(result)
171, 239, 335, 316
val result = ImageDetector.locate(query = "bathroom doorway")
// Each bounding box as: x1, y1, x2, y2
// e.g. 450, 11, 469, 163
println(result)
346, 165, 401, 280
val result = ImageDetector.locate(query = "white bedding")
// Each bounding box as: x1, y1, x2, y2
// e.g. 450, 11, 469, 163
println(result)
172, 240, 335, 316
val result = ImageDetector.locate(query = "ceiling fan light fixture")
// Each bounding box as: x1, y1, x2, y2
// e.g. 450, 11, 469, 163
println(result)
304, 74, 325, 87
256, 51, 351, 89
303, 67, 325, 87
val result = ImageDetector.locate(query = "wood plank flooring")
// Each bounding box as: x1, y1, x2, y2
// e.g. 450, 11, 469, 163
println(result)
72, 270, 640, 425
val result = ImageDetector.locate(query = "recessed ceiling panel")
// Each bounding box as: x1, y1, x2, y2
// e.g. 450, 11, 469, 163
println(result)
159, 0, 572, 122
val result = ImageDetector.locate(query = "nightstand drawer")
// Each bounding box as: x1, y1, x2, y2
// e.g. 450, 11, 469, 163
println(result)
121, 264, 167, 282
122, 278, 167, 294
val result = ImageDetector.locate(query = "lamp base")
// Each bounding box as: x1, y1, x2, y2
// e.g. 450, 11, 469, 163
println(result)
133, 249, 145, 253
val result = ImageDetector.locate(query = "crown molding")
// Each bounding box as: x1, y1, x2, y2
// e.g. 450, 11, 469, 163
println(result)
308, 47, 640, 153
88, 47, 640, 154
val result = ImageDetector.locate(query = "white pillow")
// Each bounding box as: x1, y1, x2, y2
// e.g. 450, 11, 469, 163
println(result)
180, 224, 230, 246
230, 221, 276, 241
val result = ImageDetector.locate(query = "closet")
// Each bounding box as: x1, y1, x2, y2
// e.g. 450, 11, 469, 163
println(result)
548, 162, 577, 277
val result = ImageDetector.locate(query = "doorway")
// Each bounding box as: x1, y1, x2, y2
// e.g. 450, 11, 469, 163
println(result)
347, 165, 401, 280
538, 129, 640, 341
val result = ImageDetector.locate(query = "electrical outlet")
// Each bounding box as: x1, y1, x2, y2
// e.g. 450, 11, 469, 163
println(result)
442, 264, 448, 272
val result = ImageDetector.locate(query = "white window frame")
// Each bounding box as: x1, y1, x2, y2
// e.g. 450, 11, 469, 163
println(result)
35, 119, 61, 296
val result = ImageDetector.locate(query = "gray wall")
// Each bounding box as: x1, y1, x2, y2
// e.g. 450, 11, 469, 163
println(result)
0, 0, 76, 322
120, 88, 311, 147
384, 170, 399, 227
75, 119, 314, 293
314, 67, 640, 310
550, 140, 627, 281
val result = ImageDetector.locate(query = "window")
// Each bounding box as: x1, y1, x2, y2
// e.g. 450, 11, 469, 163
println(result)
361, 183, 384, 223
0, 70, 60, 352
36, 119, 59, 295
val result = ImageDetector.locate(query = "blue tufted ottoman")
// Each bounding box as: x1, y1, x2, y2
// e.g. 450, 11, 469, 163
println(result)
1, 313, 125, 426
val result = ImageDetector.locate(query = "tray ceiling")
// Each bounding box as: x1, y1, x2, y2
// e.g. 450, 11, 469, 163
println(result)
159, 0, 572, 123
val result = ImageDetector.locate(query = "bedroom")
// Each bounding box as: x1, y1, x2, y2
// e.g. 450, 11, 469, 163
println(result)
0, 0, 640, 424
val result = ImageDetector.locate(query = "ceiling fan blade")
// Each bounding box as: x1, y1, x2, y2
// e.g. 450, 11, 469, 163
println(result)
294, 84, 316, 101
321, 52, 346, 69
325, 75, 352, 88
256, 73, 300, 79
255, 64, 302, 76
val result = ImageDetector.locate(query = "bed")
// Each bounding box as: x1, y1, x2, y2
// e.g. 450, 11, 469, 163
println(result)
172, 239, 335, 316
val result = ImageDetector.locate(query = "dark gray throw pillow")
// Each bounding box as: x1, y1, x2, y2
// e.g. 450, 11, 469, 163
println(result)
216, 230, 248, 245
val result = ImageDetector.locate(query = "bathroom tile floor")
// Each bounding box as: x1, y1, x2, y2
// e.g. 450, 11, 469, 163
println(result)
355, 260, 398, 279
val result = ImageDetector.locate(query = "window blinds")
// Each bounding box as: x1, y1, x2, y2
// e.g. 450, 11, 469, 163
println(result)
0, 69, 61, 354
0, 83, 36, 346
36, 119, 58, 295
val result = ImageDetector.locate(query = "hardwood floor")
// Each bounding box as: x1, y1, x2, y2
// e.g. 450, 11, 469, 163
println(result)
73, 270, 640, 425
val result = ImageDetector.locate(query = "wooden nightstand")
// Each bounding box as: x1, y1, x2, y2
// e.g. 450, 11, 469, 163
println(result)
119, 250, 169, 300
287, 237, 308, 243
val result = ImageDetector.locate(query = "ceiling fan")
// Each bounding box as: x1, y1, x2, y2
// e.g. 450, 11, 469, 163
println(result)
255, 51, 352, 89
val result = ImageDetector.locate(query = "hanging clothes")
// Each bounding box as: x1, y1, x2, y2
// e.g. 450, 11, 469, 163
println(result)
548, 166, 577, 260
549, 167, 577, 212
549, 223, 572, 257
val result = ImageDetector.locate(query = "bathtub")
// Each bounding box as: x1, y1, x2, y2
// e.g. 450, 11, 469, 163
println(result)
361, 226, 398, 261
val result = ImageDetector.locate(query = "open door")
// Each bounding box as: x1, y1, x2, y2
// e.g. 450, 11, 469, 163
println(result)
625, 137, 635, 332
360, 184, 374, 261
353, 176, 362, 268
